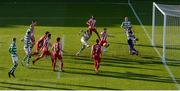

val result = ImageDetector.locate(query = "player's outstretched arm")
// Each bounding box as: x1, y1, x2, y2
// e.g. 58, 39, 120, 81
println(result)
86, 21, 90, 26
78, 30, 84, 35
120, 22, 124, 28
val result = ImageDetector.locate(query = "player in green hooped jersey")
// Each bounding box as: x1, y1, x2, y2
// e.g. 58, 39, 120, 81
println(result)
8, 38, 18, 78
21, 31, 32, 67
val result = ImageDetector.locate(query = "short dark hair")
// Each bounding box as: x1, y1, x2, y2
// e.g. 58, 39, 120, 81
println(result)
45, 31, 50, 35
48, 34, 51, 37
13, 37, 16, 41
57, 37, 60, 42
96, 39, 99, 44
32, 20, 37, 23
104, 27, 107, 30
27, 31, 31, 35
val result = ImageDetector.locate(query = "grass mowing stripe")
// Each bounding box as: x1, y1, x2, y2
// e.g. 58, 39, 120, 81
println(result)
128, 0, 180, 90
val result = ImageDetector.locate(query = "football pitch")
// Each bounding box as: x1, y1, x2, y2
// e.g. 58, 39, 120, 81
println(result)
0, 0, 180, 90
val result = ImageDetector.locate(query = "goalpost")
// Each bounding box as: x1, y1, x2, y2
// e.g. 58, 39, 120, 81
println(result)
152, 2, 180, 62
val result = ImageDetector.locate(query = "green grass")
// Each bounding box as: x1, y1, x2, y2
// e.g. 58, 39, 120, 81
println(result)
0, 1, 180, 90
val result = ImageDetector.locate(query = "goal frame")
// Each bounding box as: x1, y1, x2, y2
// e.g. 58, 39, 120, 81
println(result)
152, 2, 167, 62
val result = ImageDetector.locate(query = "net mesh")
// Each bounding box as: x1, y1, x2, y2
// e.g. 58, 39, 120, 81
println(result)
157, 4, 180, 17
154, 3, 180, 62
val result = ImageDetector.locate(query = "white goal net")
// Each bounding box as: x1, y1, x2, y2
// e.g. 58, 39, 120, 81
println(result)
152, 2, 180, 62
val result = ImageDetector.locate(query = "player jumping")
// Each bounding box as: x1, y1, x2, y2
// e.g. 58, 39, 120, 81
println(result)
52, 37, 64, 72
32, 31, 50, 56
76, 30, 92, 56
86, 16, 100, 39
26, 20, 37, 48
21, 31, 32, 67
91, 39, 102, 74
32, 34, 53, 65
8, 38, 18, 78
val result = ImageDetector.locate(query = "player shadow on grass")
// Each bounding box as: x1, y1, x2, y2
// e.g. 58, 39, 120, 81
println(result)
71, 55, 162, 71
142, 55, 180, 66
64, 66, 180, 84
111, 42, 180, 51
0, 85, 29, 90
0, 67, 7, 70
29, 67, 53, 72
0, 81, 71, 90
19, 78, 119, 90
65, 53, 180, 68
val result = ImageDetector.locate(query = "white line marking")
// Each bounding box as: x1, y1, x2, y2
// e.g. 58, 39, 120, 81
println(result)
128, 0, 180, 90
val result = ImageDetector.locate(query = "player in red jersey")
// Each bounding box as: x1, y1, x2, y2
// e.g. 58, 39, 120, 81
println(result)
86, 16, 100, 39
29, 20, 37, 48
99, 28, 109, 47
91, 39, 102, 74
99, 28, 114, 52
32, 34, 53, 65
52, 37, 64, 72
32, 31, 50, 56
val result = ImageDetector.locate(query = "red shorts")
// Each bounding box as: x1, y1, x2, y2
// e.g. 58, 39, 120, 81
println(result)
35, 42, 43, 52
99, 40, 107, 46
41, 50, 51, 57
93, 55, 101, 62
31, 36, 35, 45
52, 52, 63, 61
89, 28, 97, 33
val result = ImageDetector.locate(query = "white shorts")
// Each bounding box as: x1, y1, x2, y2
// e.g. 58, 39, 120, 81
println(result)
24, 46, 32, 54
81, 37, 89, 47
11, 55, 18, 64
